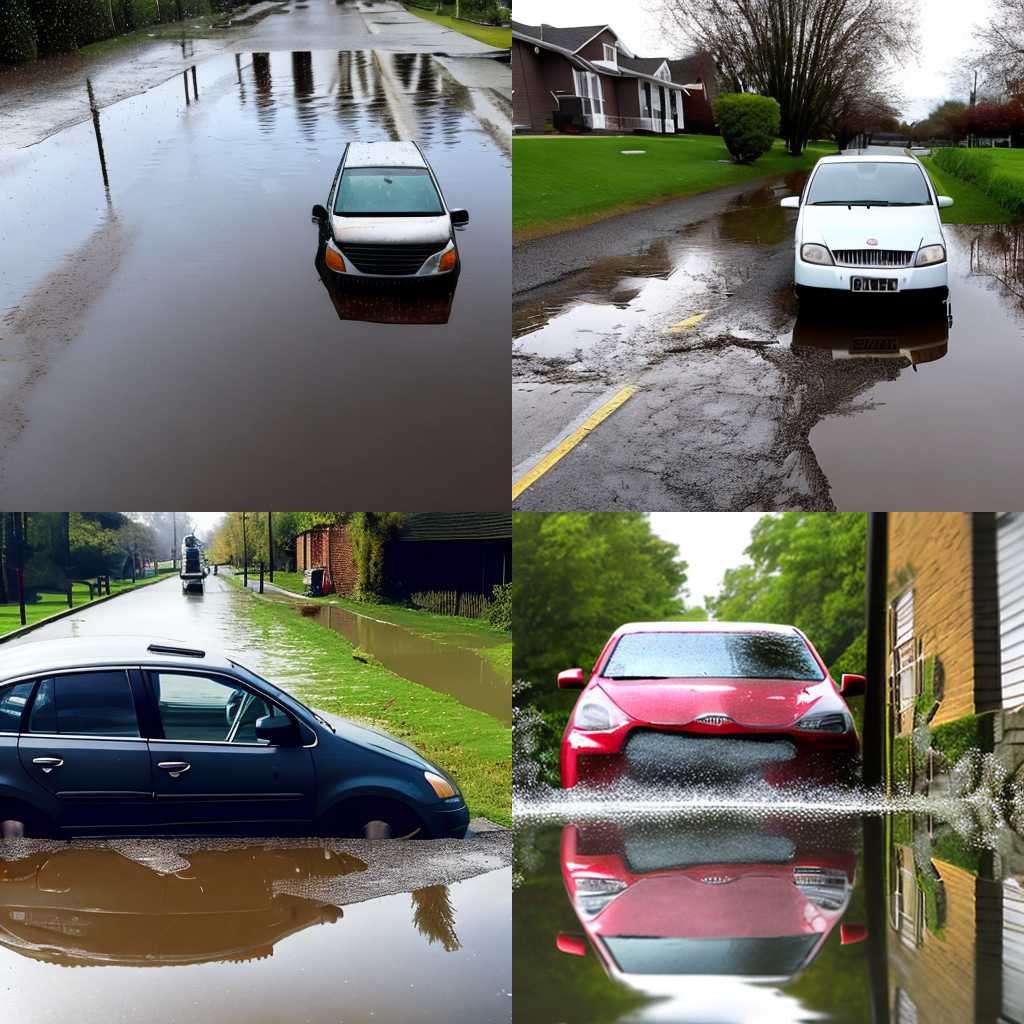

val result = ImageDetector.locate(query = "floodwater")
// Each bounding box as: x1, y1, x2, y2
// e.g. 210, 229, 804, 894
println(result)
514, 803, 1023, 1024
513, 169, 1024, 510
0, 839, 512, 1023
302, 603, 511, 723
0, 47, 510, 506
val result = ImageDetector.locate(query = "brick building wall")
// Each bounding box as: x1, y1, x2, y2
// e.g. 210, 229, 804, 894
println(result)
888, 512, 977, 731
294, 525, 357, 596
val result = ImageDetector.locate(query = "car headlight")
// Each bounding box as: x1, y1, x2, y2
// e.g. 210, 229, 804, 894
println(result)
573, 687, 629, 732
419, 240, 458, 275
801, 243, 834, 266
795, 711, 850, 733
324, 237, 346, 273
573, 877, 627, 918
424, 770, 457, 799
915, 244, 946, 267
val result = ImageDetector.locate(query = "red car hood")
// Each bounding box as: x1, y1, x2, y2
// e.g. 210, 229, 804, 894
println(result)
596, 677, 830, 728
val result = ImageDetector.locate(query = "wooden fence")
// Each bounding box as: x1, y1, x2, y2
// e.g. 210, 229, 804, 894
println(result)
410, 589, 489, 618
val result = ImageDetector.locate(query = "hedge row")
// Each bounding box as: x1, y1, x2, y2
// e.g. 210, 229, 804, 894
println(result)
404, 0, 510, 27
931, 146, 1024, 219
1, 0, 246, 65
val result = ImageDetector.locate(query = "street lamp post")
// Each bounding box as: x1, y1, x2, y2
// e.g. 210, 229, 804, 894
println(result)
242, 513, 248, 590
267, 513, 274, 582
172, 512, 178, 571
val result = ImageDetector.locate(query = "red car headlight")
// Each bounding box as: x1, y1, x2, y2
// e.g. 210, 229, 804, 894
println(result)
795, 711, 850, 733
573, 687, 629, 732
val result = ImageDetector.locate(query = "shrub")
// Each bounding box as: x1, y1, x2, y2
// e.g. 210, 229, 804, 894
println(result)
0, 0, 38, 63
484, 582, 511, 631
348, 512, 405, 600
714, 93, 780, 164
932, 146, 1023, 218
28, 0, 78, 53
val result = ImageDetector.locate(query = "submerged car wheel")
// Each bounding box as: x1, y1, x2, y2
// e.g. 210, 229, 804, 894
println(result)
0, 803, 53, 839
322, 797, 425, 840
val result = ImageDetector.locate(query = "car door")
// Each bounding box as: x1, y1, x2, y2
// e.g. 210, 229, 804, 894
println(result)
17, 669, 154, 833
143, 669, 316, 833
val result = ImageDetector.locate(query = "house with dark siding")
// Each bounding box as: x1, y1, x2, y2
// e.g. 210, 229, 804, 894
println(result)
512, 21, 714, 134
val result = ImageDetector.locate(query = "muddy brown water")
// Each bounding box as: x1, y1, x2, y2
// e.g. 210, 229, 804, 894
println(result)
0, 48, 509, 506
0, 840, 511, 1023
302, 603, 511, 723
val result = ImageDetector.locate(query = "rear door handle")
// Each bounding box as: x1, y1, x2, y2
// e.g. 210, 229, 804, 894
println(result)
157, 761, 191, 778
32, 757, 64, 773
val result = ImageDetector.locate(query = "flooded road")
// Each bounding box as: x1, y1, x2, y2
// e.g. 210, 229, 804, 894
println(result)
513, 171, 1024, 510
0, 44, 510, 506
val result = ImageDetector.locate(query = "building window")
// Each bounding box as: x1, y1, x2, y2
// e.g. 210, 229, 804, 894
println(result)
602, 43, 617, 66
572, 70, 604, 116
892, 589, 917, 711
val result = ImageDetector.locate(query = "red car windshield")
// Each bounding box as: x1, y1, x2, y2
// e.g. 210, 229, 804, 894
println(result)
602, 632, 825, 682
602, 934, 818, 976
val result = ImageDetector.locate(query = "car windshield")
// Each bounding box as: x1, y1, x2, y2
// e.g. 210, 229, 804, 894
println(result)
602, 935, 818, 976
335, 167, 443, 216
602, 632, 825, 681
806, 162, 931, 206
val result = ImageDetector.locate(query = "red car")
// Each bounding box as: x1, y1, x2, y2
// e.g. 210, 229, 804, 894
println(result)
558, 621, 865, 788
556, 820, 866, 985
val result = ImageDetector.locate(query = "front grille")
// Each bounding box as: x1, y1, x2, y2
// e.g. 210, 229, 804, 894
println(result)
833, 248, 914, 268
694, 714, 733, 726
339, 242, 443, 276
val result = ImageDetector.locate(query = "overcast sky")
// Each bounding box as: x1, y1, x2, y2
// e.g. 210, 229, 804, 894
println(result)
648, 513, 762, 609
513, 0, 994, 120
188, 513, 225, 537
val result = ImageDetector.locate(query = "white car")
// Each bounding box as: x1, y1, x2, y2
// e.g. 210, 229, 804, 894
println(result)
781, 154, 953, 305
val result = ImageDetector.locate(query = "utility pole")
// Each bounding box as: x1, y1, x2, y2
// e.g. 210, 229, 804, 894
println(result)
242, 513, 249, 590
172, 512, 178, 571
267, 513, 274, 582
15, 512, 26, 626
863, 512, 888, 789
63, 513, 72, 608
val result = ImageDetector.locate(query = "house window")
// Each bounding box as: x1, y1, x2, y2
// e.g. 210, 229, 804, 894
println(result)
572, 70, 604, 116
602, 43, 617, 66
892, 589, 917, 711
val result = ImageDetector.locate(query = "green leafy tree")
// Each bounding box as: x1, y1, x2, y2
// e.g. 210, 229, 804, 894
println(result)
709, 512, 867, 664
714, 93, 781, 163
0, 0, 38, 63
28, 0, 78, 53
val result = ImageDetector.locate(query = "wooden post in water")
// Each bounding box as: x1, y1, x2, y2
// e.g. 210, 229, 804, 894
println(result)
183, 70, 190, 105
191, 65, 198, 99
85, 79, 110, 188
863, 512, 888, 789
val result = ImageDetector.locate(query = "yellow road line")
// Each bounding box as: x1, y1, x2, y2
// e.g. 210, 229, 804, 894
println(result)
665, 311, 707, 333
512, 384, 639, 502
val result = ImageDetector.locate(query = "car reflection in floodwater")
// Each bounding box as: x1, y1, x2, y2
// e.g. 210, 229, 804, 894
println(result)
555, 818, 864, 991
315, 254, 458, 325
792, 299, 951, 370
0, 843, 459, 968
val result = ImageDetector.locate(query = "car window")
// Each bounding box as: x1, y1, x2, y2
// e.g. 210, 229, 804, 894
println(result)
0, 681, 34, 732
151, 672, 287, 744
806, 162, 931, 205
28, 672, 140, 737
335, 167, 443, 216
602, 632, 825, 681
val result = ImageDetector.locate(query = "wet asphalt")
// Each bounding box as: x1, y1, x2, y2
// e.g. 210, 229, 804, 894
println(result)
513, 163, 1024, 510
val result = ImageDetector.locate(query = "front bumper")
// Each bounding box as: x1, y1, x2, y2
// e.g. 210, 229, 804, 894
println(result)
427, 799, 471, 838
793, 255, 948, 293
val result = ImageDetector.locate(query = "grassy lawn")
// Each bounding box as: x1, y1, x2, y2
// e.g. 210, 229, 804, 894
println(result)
919, 155, 1012, 224
403, 4, 511, 48
235, 590, 511, 826
0, 570, 176, 638
513, 135, 835, 240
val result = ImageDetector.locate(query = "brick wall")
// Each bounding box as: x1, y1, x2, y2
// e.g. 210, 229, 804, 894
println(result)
888, 512, 976, 730
294, 526, 357, 596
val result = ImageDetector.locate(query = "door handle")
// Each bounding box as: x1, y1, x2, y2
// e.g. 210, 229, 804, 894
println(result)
32, 757, 64, 773
157, 761, 191, 778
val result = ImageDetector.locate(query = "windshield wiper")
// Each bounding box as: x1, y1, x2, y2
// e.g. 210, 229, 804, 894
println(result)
811, 200, 890, 206
604, 675, 672, 680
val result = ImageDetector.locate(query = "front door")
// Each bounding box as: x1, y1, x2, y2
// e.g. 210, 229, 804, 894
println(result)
17, 670, 153, 832
144, 670, 316, 833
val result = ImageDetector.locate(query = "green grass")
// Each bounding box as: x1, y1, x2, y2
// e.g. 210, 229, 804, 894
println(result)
930, 146, 1024, 221
480, 641, 512, 674
234, 589, 511, 825
0, 570, 176, 638
403, 4, 511, 49
919, 155, 1012, 224
513, 135, 834, 240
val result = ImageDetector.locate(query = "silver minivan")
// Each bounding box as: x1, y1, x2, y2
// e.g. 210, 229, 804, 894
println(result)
311, 141, 469, 280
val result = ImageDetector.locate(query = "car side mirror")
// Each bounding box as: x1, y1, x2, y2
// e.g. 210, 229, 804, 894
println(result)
311, 203, 328, 224
558, 668, 586, 689
556, 932, 587, 957
840, 673, 867, 697
938, 195, 954, 208
255, 714, 302, 746
450, 208, 470, 226
840, 923, 868, 945
780, 196, 800, 209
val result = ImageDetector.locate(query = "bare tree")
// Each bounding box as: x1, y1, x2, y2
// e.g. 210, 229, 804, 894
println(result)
974, 0, 1024, 97
661, 0, 918, 154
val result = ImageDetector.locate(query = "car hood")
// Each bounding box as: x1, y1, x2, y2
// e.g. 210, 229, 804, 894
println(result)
330, 213, 451, 246
315, 710, 433, 771
596, 678, 830, 728
800, 204, 941, 249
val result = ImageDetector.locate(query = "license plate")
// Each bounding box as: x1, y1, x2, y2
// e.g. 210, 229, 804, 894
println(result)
850, 276, 898, 293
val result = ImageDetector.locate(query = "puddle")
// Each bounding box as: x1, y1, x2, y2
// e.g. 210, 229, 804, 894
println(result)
303, 603, 511, 723
0, 839, 511, 1023
0, 49, 509, 505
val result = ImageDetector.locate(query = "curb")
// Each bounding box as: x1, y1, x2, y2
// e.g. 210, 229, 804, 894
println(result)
0, 573, 177, 645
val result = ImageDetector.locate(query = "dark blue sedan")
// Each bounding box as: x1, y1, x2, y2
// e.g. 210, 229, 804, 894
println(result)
0, 636, 469, 840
